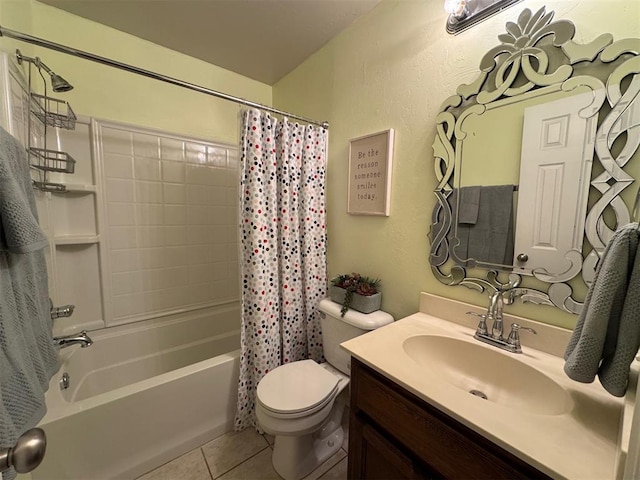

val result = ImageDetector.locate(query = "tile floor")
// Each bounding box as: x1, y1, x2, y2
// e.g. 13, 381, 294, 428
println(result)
137, 411, 349, 480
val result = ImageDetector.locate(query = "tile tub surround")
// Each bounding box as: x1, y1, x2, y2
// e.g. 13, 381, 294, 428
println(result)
99, 122, 239, 327
341, 293, 626, 479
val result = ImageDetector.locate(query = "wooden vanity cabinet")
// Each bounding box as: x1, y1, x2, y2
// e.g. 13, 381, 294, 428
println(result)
348, 358, 550, 480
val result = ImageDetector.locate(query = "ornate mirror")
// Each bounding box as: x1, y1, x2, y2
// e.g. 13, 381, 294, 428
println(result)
429, 6, 640, 313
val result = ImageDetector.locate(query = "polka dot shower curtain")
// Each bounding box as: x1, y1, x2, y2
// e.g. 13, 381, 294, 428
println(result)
234, 109, 328, 430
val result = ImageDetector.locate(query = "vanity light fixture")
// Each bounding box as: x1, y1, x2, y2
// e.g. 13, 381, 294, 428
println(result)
445, 0, 524, 35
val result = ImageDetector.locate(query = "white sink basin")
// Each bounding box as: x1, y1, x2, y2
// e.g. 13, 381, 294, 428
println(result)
403, 335, 573, 415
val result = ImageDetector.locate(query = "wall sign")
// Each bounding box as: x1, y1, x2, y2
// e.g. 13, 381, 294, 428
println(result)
347, 129, 394, 216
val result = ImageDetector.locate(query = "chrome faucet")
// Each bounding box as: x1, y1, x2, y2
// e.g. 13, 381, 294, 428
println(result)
487, 289, 504, 340
466, 289, 536, 353
53, 330, 93, 349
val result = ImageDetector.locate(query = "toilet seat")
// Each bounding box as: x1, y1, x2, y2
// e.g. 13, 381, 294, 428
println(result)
257, 360, 340, 419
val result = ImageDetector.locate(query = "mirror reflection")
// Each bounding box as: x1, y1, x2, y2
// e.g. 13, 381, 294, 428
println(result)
429, 6, 640, 313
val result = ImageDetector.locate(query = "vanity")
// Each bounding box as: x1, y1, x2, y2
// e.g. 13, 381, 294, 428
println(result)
341, 293, 627, 479
341, 4, 639, 478
348, 359, 548, 479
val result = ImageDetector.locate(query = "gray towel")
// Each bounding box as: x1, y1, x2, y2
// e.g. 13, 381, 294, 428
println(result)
458, 186, 480, 224
0, 126, 59, 480
564, 223, 640, 397
467, 185, 515, 266
0, 129, 48, 254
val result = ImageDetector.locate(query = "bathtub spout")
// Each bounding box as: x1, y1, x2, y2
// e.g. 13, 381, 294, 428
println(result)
53, 330, 93, 349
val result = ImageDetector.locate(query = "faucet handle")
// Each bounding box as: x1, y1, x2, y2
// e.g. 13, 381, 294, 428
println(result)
510, 323, 537, 335
506, 323, 537, 351
466, 311, 488, 336
50, 303, 75, 320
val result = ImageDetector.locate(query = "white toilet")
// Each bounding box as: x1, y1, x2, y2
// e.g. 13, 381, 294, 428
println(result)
255, 298, 393, 480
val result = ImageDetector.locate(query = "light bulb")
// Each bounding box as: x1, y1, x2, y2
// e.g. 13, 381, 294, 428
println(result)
444, 0, 468, 18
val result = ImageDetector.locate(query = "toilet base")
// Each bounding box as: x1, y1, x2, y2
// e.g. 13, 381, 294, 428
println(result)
270, 389, 347, 480
272, 426, 344, 480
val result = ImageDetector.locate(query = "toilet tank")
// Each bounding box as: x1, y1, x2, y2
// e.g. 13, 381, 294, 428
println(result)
318, 298, 393, 375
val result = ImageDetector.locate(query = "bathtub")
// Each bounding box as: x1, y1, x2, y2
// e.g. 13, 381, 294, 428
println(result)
30, 302, 241, 480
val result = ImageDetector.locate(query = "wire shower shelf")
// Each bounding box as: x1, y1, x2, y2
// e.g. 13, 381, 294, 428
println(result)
30, 93, 76, 130
29, 147, 76, 174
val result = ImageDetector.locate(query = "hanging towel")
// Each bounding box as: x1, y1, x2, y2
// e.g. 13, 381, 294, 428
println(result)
0, 126, 59, 480
458, 186, 481, 224
467, 185, 515, 266
0, 130, 48, 254
564, 223, 640, 397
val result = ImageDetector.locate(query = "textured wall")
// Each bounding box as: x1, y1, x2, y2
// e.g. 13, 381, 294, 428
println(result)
274, 0, 640, 328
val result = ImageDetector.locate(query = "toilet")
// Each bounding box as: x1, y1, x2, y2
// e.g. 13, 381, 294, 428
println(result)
255, 298, 393, 480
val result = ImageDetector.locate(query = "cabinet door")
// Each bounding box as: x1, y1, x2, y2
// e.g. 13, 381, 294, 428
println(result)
349, 411, 438, 480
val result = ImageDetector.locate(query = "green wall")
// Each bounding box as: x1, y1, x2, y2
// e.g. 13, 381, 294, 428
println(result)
2, 0, 639, 329
0, 0, 272, 143
273, 0, 640, 329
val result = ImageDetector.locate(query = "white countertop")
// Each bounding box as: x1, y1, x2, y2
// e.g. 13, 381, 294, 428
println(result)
341, 294, 627, 480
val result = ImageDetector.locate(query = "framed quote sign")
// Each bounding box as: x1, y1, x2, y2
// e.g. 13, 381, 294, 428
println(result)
347, 129, 394, 216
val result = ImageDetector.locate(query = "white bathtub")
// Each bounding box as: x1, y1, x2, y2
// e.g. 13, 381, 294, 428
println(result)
31, 303, 241, 480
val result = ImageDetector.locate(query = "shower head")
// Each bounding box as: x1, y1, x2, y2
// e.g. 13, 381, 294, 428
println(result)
16, 49, 74, 92
49, 73, 73, 92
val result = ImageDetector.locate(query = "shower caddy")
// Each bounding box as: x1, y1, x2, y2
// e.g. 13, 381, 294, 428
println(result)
17, 50, 77, 192
13, 51, 86, 326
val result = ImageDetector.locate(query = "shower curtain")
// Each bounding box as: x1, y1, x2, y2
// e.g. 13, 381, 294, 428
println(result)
234, 109, 328, 430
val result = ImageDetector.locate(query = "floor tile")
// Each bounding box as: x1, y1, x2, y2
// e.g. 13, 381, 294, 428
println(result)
137, 449, 212, 480
319, 457, 348, 480
216, 448, 281, 480
263, 433, 275, 445
303, 448, 347, 480
202, 428, 269, 478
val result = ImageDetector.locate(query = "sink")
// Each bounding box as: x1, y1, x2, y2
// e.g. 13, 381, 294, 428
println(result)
402, 335, 573, 415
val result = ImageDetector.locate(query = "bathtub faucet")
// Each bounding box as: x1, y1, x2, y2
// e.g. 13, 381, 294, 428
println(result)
53, 330, 93, 349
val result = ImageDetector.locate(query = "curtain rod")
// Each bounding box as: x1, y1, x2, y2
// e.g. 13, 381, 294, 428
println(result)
0, 26, 329, 129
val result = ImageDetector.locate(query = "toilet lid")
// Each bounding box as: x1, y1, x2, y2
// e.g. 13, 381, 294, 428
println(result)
257, 360, 340, 415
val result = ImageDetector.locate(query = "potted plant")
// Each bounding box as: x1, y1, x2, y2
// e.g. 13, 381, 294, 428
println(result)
329, 273, 382, 317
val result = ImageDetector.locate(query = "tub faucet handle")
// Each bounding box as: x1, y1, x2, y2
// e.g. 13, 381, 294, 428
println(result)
51, 303, 75, 320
